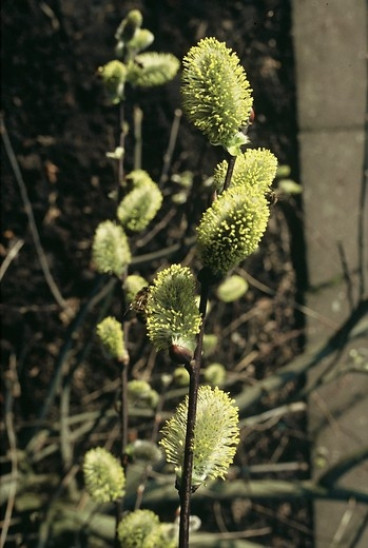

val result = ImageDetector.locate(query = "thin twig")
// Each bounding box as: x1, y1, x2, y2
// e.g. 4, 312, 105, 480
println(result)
0, 114, 68, 309
0, 238, 24, 281
239, 267, 339, 329
349, 510, 368, 548
133, 105, 143, 170
131, 236, 196, 266
159, 109, 182, 186
330, 498, 356, 548
337, 241, 355, 310
141, 478, 368, 506
134, 388, 168, 511
135, 207, 177, 249
119, 358, 129, 467
240, 401, 306, 429
117, 102, 125, 192
223, 154, 236, 192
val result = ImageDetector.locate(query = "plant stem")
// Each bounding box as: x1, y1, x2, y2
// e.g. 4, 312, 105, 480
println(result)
118, 102, 125, 191
179, 281, 210, 548
120, 359, 129, 466
223, 154, 236, 192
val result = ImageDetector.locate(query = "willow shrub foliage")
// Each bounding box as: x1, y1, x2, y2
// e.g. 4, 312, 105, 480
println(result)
85, 10, 277, 548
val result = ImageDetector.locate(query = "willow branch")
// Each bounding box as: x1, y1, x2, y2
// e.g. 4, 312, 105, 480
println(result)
179, 280, 210, 548
223, 153, 236, 192
140, 478, 368, 507
159, 108, 182, 186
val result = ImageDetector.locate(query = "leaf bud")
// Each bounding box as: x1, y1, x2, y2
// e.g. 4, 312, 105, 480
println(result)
127, 380, 159, 409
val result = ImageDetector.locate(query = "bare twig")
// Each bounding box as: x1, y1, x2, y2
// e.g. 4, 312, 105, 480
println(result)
159, 109, 182, 186
141, 477, 368, 506
135, 207, 177, 249
349, 510, 368, 548
240, 401, 306, 429
131, 236, 196, 266
133, 105, 143, 170
223, 154, 236, 192
0, 238, 24, 281
239, 267, 339, 330
330, 498, 356, 548
337, 241, 355, 310
1, 114, 68, 309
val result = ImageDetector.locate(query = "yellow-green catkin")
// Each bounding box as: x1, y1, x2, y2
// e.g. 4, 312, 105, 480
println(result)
197, 187, 270, 278
83, 447, 125, 503
96, 316, 127, 361
145, 264, 202, 357
181, 37, 253, 153
117, 509, 176, 548
117, 170, 163, 232
160, 385, 240, 489
213, 148, 278, 194
98, 60, 127, 104
92, 220, 131, 277
204, 363, 227, 387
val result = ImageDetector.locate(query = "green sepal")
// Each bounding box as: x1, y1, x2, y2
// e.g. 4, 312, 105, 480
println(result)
225, 132, 250, 156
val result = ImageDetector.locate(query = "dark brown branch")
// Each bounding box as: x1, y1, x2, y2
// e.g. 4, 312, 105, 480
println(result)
223, 154, 236, 192
178, 281, 210, 548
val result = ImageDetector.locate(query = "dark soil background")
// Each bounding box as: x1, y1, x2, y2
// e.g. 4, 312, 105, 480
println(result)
2, 1, 312, 547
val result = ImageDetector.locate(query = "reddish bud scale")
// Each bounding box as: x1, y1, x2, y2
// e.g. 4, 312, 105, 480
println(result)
169, 344, 193, 365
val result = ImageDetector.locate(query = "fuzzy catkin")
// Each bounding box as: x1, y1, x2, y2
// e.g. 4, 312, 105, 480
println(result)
197, 187, 270, 278
160, 386, 240, 488
145, 264, 202, 354
92, 220, 131, 277
181, 37, 253, 150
